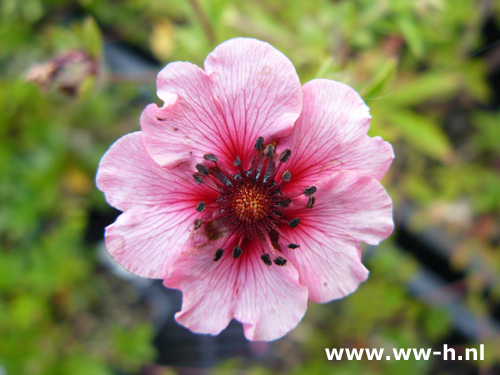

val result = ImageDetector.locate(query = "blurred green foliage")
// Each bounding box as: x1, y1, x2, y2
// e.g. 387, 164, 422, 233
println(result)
1, 0, 500, 374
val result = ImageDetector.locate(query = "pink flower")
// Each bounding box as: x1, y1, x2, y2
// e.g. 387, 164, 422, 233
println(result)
96, 38, 394, 341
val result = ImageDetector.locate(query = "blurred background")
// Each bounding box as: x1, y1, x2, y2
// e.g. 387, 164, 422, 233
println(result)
1, 0, 500, 374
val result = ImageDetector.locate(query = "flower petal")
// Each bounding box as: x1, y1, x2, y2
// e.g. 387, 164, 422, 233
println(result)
105, 205, 198, 279
204, 38, 303, 163
282, 171, 394, 303
293, 170, 394, 246
163, 242, 238, 336
280, 79, 394, 191
141, 38, 302, 170
164, 240, 308, 341
97, 132, 216, 278
285, 233, 368, 303
96, 132, 214, 211
233, 245, 308, 341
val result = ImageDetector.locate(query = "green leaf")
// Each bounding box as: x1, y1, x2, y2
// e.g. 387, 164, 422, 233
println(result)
60, 356, 112, 375
363, 58, 397, 99
473, 112, 500, 153
82, 17, 103, 59
389, 72, 459, 106
462, 60, 490, 102
423, 308, 451, 339
385, 109, 453, 160
396, 15, 425, 59
78, 76, 97, 101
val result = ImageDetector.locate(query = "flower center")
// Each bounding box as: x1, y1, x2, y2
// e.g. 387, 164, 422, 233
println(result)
231, 185, 269, 222
191, 137, 316, 267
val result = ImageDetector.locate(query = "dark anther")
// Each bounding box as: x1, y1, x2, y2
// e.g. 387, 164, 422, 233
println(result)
304, 186, 317, 197
264, 144, 275, 158
279, 149, 291, 163
233, 156, 241, 167
203, 154, 218, 162
233, 246, 243, 259
269, 229, 279, 243
194, 219, 202, 230
273, 256, 287, 266
196, 201, 206, 212
282, 170, 291, 182
279, 198, 291, 207
193, 173, 203, 185
288, 217, 301, 228
255, 136, 264, 151
261, 254, 272, 266
213, 248, 224, 262
307, 196, 315, 209
196, 163, 210, 176
288, 243, 300, 249
269, 229, 280, 250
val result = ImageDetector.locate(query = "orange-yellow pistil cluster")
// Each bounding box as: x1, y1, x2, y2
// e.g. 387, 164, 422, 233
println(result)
232, 186, 269, 222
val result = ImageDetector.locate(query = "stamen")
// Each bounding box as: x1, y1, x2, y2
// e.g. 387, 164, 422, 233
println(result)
259, 156, 270, 183
261, 254, 272, 266
213, 248, 224, 262
203, 211, 225, 224
196, 163, 210, 176
264, 144, 274, 158
288, 217, 301, 228
269, 229, 280, 250
304, 186, 317, 197
206, 173, 230, 191
255, 137, 264, 151
273, 256, 287, 266
233, 246, 243, 259
279, 191, 309, 199
269, 229, 279, 242
273, 226, 294, 244
277, 198, 291, 207
233, 156, 241, 167
282, 170, 291, 182
216, 229, 237, 253
279, 149, 291, 163
288, 243, 300, 249
264, 232, 279, 257
203, 154, 218, 162
268, 149, 290, 181
307, 196, 315, 209
267, 179, 286, 194
196, 201, 206, 212
194, 219, 202, 230
212, 160, 238, 184
193, 173, 203, 185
